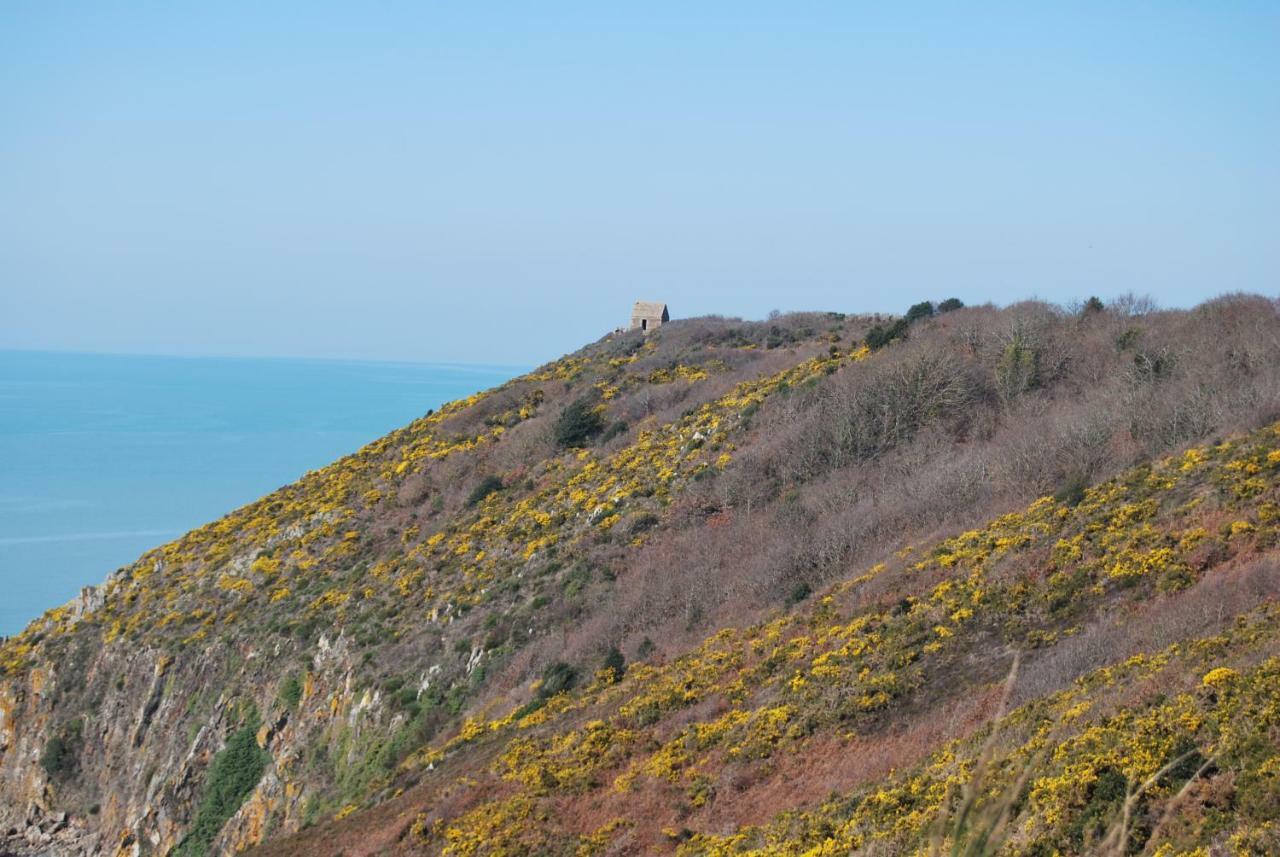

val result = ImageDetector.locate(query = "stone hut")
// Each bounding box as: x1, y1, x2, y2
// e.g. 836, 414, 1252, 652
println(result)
630, 301, 669, 333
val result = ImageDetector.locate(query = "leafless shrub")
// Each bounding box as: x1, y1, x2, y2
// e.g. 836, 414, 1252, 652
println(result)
489, 295, 1280, 694
781, 345, 980, 481
1110, 293, 1159, 317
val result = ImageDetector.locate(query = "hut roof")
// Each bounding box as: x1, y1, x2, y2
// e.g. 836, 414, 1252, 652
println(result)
632, 301, 668, 318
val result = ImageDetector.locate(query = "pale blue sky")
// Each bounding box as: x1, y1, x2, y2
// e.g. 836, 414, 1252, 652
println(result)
2, 2, 1277, 365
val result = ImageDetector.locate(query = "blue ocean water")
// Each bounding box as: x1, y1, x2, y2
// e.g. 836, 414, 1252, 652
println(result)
0, 351, 522, 636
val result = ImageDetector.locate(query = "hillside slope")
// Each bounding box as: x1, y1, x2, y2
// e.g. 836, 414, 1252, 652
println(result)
2, 296, 1279, 856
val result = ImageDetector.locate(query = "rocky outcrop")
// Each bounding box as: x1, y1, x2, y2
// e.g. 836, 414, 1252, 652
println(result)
0, 611, 414, 855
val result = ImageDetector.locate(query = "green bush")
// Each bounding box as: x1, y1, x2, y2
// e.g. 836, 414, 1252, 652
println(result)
538, 661, 578, 698
865, 319, 909, 350
40, 726, 79, 782
513, 660, 582, 720
40, 718, 82, 780
765, 325, 799, 350
41, 738, 70, 778
1068, 767, 1128, 848
602, 647, 626, 682
394, 686, 420, 714
465, 475, 504, 507
905, 301, 936, 322
786, 582, 813, 605
937, 297, 964, 313
562, 564, 591, 599
626, 512, 660, 537
1053, 472, 1089, 507
277, 673, 303, 710
1115, 327, 1142, 351
483, 621, 509, 650
996, 332, 1040, 400
554, 399, 606, 448
174, 722, 270, 857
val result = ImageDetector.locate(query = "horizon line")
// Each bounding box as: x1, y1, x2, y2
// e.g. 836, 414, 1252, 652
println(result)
0, 346, 534, 374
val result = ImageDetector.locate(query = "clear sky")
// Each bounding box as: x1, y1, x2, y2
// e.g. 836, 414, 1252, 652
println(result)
2, 2, 1277, 366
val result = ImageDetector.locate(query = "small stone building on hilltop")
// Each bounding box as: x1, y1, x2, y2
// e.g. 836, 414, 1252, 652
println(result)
630, 301, 670, 333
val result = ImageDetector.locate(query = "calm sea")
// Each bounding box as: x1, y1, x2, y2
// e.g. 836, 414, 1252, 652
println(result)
0, 350, 522, 636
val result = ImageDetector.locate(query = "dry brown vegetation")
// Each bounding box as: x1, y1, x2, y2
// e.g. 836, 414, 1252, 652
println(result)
528, 295, 1280, 672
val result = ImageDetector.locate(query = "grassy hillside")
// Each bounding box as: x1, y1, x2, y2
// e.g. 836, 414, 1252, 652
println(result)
3, 295, 1279, 856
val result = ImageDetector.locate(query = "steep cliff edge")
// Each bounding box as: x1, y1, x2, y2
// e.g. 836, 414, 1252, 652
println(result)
3, 296, 1280, 856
